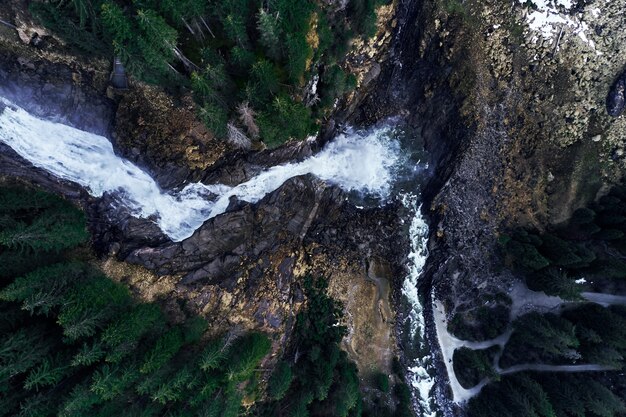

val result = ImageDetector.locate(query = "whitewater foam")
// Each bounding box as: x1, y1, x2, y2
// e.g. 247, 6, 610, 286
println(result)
0, 97, 401, 241
401, 193, 436, 417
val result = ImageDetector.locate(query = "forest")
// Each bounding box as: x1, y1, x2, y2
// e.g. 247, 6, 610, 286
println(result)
30, 0, 388, 148
456, 185, 626, 416
0, 184, 411, 417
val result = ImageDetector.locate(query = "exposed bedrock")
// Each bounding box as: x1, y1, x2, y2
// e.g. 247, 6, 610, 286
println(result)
607, 71, 626, 117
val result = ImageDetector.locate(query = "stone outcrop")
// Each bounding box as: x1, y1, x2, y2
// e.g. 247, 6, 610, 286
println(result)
0, 48, 115, 136
607, 71, 626, 117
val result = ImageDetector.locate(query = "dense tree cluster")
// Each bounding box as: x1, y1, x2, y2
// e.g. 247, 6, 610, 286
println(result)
468, 373, 625, 417
452, 346, 500, 389
465, 185, 626, 416
0, 186, 273, 416
31, 0, 387, 147
448, 302, 510, 342
498, 305, 622, 365
501, 185, 626, 299
254, 277, 362, 417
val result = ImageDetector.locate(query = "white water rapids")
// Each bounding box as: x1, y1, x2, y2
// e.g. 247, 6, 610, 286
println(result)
0, 97, 400, 241
0, 96, 437, 414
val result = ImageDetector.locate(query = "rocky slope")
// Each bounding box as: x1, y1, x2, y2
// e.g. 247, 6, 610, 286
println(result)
352, 0, 626, 414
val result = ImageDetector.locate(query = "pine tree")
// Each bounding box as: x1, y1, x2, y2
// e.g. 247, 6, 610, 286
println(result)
230, 46, 255, 72
249, 60, 280, 104
140, 328, 184, 374
0, 203, 87, 253
584, 379, 625, 417
71, 341, 105, 367
257, 9, 282, 61
135, 9, 178, 76
0, 262, 83, 316
0, 326, 52, 382
199, 337, 228, 371
199, 103, 228, 139
225, 333, 271, 382
504, 238, 550, 271
90, 363, 139, 401
17, 392, 57, 417
268, 361, 292, 400
285, 33, 310, 84
348, 0, 379, 38
24, 355, 69, 391
502, 313, 579, 366
101, 303, 164, 363
57, 269, 131, 341
570, 207, 596, 224
526, 267, 581, 300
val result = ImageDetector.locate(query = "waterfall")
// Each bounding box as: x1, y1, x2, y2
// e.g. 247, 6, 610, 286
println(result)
0, 95, 439, 414
0, 97, 401, 241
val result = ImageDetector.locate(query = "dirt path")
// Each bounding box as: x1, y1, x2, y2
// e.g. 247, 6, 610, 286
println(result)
499, 363, 613, 374
434, 284, 626, 403
581, 292, 626, 306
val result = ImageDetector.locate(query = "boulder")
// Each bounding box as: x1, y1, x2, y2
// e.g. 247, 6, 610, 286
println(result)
607, 72, 626, 117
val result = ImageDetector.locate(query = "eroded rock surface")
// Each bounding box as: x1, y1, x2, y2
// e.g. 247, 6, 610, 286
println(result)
607, 71, 626, 117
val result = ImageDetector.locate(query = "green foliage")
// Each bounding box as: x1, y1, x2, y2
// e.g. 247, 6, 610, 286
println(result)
198, 102, 228, 139
348, 0, 379, 38
526, 267, 582, 300
0, 188, 365, 416
285, 33, 311, 84
501, 312, 579, 367
258, 96, 317, 148
0, 192, 88, 254
448, 304, 510, 341
102, 303, 164, 362
570, 207, 596, 224
140, 328, 185, 374
318, 65, 355, 108
469, 373, 626, 417
71, 341, 105, 367
30, 0, 380, 148
268, 361, 293, 400
502, 186, 626, 297
253, 277, 362, 417
248, 60, 280, 105
373, 371, 389, 393
225, 332, 271, 382
24, 355, 70, 391
503, 231, 550, 271
453, 347, 499, 389
29, 1, 112, 55
257, 9, 282, 61
199, 337, 228, 371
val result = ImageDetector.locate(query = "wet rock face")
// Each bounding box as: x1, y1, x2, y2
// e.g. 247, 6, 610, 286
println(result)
122, 175, 348, 282
0, 49, 115, 136
607, 73, 626, 117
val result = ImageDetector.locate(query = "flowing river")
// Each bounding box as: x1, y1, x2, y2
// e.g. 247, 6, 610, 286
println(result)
0, 96, 438, 415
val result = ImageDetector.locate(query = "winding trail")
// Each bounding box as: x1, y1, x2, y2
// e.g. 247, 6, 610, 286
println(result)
434, 283, 626, 403
498, 363, 613, 374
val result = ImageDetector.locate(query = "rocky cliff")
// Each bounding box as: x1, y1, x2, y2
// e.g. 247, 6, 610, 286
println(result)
353, 0, 626, 414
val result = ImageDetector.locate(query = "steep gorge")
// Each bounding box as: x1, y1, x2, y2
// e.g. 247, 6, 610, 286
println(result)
1, 0, 625, 416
